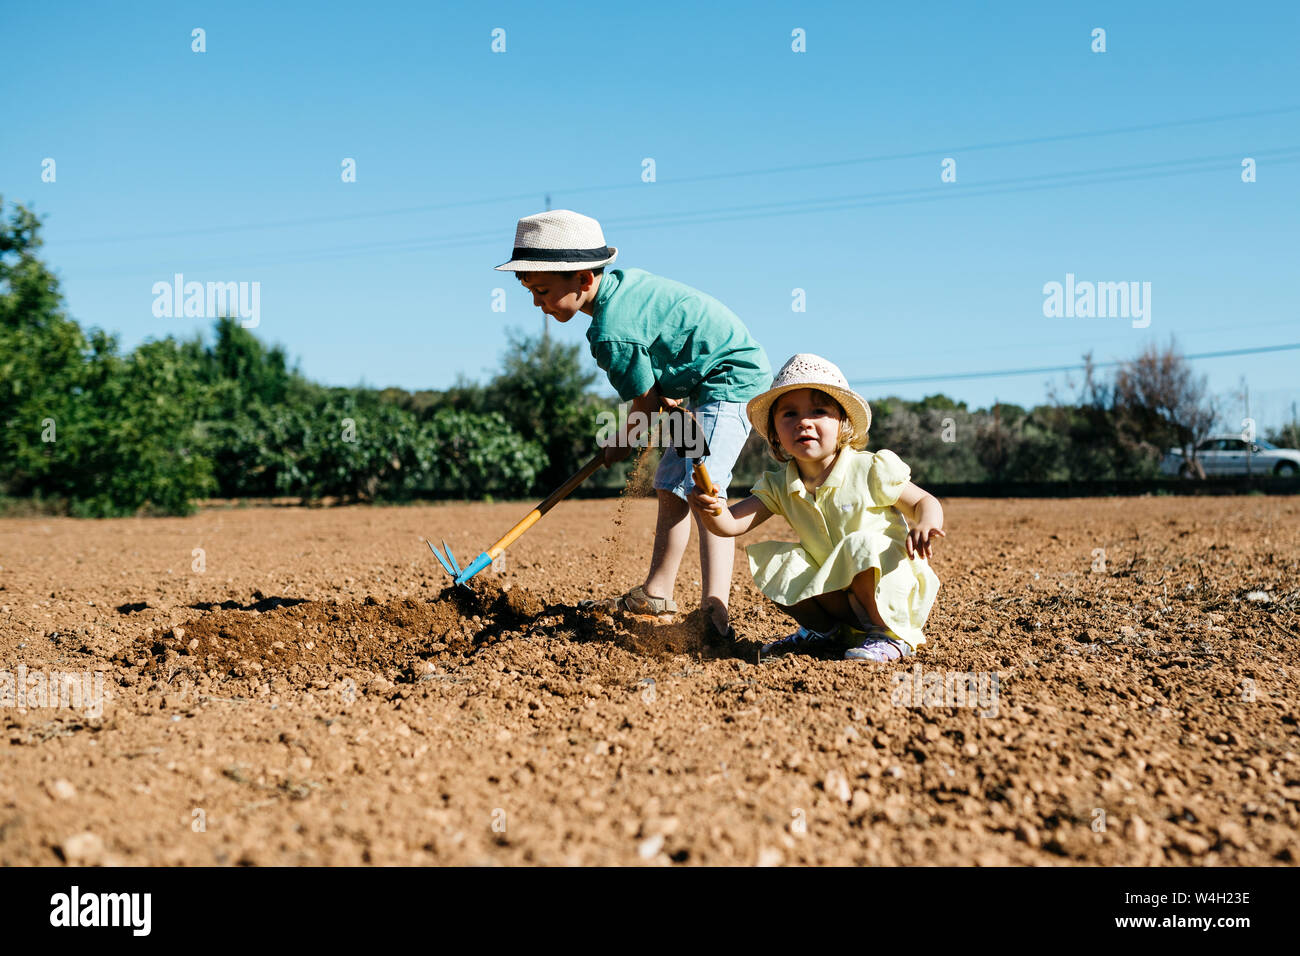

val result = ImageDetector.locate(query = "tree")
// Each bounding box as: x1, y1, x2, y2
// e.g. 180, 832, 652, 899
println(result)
201, 316, 294, 405
870, 395, 986, 483
1113, 339, 1216, 478
421, 409, 547, 499
0, 199, 91, 497
485, 330, 600, 489
1041, 354, 1121, 479
1, 201, 216, 513
65, 338, 214, 515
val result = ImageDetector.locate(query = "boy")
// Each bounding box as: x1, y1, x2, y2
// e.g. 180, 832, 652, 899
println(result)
497, 209, 770, 639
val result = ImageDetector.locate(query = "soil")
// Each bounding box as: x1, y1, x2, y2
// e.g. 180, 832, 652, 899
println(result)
1, 494, 1298, 866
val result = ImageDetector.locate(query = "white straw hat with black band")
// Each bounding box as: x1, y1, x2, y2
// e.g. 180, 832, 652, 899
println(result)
746, 353, 872, 447
495, 210, 619, 272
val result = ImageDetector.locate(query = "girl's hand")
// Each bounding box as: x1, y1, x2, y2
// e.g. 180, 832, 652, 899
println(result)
906, 525, 946, 560
688, 482, 723, 516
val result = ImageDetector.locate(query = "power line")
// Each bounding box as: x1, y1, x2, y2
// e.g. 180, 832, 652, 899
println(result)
67, 148, 1300, 278
601, 147, 1300, 230
596, 104, 1300, 189
889, 318, 1300, 363
848, 342, 1300, 387
48, 103, 1300, 245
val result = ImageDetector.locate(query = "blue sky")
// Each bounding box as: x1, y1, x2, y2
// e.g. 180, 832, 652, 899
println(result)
4, 0, 1298, 429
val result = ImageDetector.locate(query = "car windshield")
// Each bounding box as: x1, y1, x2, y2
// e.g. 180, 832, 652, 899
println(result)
1253, 438, 1277, 450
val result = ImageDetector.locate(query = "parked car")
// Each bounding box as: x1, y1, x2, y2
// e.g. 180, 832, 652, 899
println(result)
1160, 435, 1300, 478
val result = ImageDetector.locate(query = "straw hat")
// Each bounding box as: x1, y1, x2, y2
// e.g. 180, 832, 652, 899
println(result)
495, 210, 619, 272
746, 353, 872, 447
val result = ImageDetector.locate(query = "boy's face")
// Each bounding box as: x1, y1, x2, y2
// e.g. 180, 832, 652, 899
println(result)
518, 271, 593, 322
773, 388, 842, 462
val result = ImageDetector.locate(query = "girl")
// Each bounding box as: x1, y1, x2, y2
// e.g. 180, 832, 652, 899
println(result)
687, 354, 944, 662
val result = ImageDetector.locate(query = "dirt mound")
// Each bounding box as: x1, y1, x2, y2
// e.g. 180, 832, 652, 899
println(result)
580, 604, 718, 657
123, 576, 722, 696
123, 580, 542, 683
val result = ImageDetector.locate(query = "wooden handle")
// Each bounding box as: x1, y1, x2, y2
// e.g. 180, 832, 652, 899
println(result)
692, 463, 723, 517
487, 452, 605, 559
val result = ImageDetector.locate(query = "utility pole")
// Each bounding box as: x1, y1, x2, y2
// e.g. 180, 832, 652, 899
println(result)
993, 397, 1002, 482
1244, 378, 1252, 476
542, 193, 552, 343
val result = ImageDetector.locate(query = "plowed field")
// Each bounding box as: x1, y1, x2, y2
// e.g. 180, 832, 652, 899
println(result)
1, 493, 1297, 865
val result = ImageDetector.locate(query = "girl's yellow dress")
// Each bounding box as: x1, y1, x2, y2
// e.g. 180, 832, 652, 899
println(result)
746, 447, 940, 649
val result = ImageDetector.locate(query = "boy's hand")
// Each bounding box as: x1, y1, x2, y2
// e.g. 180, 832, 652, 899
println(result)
906, 525, 946, 560
603, 443, 632, 467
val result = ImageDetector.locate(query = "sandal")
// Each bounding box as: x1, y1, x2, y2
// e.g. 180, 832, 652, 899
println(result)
579, 585, 678, 622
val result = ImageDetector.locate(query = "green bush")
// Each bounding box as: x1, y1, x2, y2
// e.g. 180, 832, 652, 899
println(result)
422, 409, 546, 499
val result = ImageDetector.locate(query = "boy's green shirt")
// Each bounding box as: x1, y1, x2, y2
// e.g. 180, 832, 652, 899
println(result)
587, 268, 771, 404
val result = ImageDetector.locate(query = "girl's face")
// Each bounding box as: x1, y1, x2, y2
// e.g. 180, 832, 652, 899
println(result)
773, 388, 842, 461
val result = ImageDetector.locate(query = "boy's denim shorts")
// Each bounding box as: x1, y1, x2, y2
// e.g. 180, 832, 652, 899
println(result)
654, 399, 752, 502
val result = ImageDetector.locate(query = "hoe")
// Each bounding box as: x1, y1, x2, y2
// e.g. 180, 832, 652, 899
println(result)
429, 405, 719, 587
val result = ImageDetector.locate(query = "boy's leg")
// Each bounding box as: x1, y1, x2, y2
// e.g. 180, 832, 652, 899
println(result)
696, 514, 733, 633
642, 490, 734, 633
642, 398, 751, 627
642, 489, 692, 602
685, 400, 752, 632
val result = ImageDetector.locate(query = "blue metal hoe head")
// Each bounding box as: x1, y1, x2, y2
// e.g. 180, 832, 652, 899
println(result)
427, 539, 493, 587
428, 539, 461, 580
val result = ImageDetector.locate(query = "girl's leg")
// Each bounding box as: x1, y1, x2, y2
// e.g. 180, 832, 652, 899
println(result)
848, 569, 887, 629
802, 570, 888, 630
695, 510, 734, 633
811, 589, 854, 625
771, 567, 890, 634
760, 596, 845, 658
779, 596, 840, 633
842, 570, 912, 661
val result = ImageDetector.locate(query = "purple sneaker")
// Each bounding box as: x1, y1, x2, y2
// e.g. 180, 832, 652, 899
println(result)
844, 628, 913, 662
